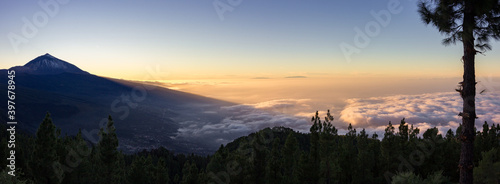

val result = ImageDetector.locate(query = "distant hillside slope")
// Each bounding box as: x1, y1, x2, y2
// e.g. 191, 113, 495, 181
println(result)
0, 54, 239, 154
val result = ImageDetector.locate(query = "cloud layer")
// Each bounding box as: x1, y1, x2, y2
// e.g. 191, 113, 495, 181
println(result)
176, 100, 311, 146
340, 92, 500, 133
175, 92, 500, 149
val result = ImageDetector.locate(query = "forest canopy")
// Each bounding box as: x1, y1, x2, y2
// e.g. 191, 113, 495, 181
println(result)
1, 112, 499, 184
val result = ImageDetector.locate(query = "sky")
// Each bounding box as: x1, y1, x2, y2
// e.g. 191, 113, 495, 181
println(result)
2, 0, 500, 79
1, 0, 500, 135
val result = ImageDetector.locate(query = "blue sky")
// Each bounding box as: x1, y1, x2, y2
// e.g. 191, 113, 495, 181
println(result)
0, 0, 499, 80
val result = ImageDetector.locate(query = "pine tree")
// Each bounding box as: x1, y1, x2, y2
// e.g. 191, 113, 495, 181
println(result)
181, 161, 198, 184
398, 118, 409, 141
308, 111, 321, 184
443, 129, 460, 181
339, 123, 357, 183
115, 152, 127, 184
128, 155, 153, 184
476, 121, 494, 158
473, 147, 500, 183
488, 123, 499, 149
30, 113, 63, 184
297, 152, 309, 183
381, 121, 401, 176
318, 110, 338, 184
409, 124, 420, 141
250, 133, 267, 184
61, 129, 93, 184
265, 139, 283, 184
418, 1, 500, 183
54, 128, 67, 179
225, 150, 248, 184
128, 156, 146, 184
282, 132, 300, 184
145, 155, 155, 183
420, 127, 446, 177
155, 157, 170, 184
206, 148, 227, 184
353, 128, 375, 183
96, 115, 120, 184
397, 119, 412, 157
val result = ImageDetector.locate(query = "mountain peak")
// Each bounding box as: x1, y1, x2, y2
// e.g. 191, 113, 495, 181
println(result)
12, 54, 89, 75
43, 53, 55, 58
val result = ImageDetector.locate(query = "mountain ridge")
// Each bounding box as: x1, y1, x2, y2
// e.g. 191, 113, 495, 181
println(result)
9, 53, 89, 75
0, 54, 239, 154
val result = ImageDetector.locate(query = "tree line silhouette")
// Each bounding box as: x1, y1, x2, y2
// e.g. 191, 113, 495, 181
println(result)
0, 111, 499, 183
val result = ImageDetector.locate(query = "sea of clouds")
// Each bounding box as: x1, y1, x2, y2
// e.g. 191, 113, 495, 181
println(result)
176, 91, 500, 146
339, 92, 500, 134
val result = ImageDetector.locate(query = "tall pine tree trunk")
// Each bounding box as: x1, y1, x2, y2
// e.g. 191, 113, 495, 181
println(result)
459, 1, 476, 183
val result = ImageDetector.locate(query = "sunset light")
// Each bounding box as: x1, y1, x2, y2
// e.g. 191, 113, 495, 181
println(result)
1, 1, 500, 183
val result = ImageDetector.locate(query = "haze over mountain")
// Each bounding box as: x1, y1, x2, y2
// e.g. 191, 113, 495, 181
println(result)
0, 54, 304, 154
